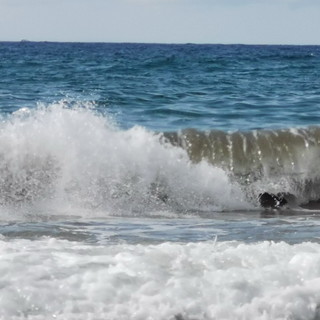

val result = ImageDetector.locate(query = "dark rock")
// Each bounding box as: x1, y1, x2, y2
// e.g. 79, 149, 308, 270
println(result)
258, 192, 288, 209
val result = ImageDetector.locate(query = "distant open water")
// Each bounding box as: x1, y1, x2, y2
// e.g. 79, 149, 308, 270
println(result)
1, 42, 320, 319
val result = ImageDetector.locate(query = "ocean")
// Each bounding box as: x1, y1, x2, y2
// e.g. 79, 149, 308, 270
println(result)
0, 42, 320, 319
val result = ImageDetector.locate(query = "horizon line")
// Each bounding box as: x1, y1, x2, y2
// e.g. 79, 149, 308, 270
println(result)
1, 40, 320, 46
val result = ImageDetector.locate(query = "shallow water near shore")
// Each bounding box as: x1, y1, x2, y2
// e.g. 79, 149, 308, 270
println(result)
2, 212, 320, 320
2, 209, 320, 244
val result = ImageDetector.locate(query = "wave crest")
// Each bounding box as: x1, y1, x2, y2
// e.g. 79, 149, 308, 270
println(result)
3, 101, 320, 216
164, 127, 320, 203
0, 102, 248, 216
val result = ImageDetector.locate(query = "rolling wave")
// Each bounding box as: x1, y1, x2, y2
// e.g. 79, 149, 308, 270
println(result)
1, 102, 320, 216
163, 127, 320, 203
163, 127, 320, 176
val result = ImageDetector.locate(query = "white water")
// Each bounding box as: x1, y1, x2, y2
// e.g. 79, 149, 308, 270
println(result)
1, 237, 320, 320
1, 102, 320, 217
0, 102, 250, 217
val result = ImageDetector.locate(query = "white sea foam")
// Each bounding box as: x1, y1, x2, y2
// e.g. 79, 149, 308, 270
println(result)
1, 238, 320, 319
0, 102, 250, 217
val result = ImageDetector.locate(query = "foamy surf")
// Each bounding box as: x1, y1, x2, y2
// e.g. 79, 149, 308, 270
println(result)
1, 237, 320, 320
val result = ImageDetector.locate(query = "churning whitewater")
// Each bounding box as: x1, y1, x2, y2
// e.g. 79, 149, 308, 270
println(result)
1, 238, 320, 320
0, 102, 249, 216
1, 102, 320, 216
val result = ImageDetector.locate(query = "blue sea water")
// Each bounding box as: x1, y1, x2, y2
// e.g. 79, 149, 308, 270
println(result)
1, 42, 320, 131
1, 42, 320, 319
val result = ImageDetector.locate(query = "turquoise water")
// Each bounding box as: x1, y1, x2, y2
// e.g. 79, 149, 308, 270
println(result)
1, 42, 320, 319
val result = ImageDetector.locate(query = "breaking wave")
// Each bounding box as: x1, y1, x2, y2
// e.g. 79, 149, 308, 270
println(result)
1, 101, 320, 217
0, 102, 247, 216
164, 127, 320, 204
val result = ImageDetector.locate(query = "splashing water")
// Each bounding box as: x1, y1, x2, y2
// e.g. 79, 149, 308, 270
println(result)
0, 102, 249, 218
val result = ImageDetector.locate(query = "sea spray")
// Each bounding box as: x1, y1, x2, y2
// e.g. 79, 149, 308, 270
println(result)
0, 102, 248, 217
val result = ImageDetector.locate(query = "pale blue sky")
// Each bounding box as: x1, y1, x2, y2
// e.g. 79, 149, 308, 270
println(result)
0, 0, 319, 44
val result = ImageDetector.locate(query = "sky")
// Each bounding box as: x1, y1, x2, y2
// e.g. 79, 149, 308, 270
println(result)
0, 0, 319, 45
